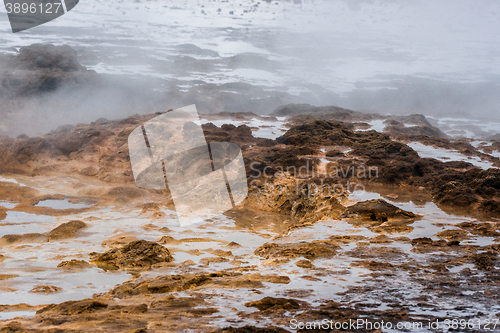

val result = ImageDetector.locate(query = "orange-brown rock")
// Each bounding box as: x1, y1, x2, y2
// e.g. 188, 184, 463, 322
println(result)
90, 240, 174, 271
48, 220, 87, 241
254, 240, 340, 260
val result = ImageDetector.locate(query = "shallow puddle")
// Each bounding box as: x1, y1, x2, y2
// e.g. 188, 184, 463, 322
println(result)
407, 142, 495, 169
0, 267, 131, 306
0, 202, 17, 209
0, 180, 498, 331
0, 311, 36, 321
200, 117, 287, 140
356, 119, 386, 132
35, 199, 93, 210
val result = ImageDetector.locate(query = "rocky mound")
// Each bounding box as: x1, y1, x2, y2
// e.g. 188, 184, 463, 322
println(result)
0, 220, 86, 245
202, 122, 275, 150
89, 240, 174, 271
277, 119, 419, 162
245, 174, 346, 231
0, 44, 97, 98
385, 121, 445, 137
271, 103, 364, 121
272, 104, 446, 137
254, 240, 340, 260
0, 103, 499, 218
109, 270, 290, 298
57, 259, 92, 270
344, 199, 418, 222
244, 297, 301, 312
272, 118, 500, 218
47, 220, 87, 241
0, 113, 156, 180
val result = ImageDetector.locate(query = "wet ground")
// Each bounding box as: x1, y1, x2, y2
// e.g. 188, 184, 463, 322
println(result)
1, 3, 500, 328
1, 112, 500, 331
0, 184, 499, 331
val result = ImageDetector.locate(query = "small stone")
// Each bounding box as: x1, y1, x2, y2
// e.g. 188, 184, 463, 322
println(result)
57, 259, 92, 270
30, 285, 62, 294
295, 259, 313, 268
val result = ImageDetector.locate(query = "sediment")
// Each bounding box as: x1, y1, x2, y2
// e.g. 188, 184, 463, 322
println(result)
1, 95, 500, 331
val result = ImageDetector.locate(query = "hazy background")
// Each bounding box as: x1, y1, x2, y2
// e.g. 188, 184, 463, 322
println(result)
0, 0, 499, 136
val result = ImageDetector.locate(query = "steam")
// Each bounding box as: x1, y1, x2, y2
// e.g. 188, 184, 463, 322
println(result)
268, 0, 500, 119
1, 75, 167, 137
1, 0, 500, 137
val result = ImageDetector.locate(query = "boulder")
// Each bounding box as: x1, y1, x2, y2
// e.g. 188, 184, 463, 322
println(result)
90, 240, 174, 271
48, 220, 87, 241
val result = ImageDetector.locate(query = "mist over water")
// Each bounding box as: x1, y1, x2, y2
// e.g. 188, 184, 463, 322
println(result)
0, 0, 499, 136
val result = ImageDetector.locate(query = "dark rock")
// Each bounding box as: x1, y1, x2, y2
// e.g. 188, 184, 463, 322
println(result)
244, 297, 301, 311
276, 119, 354, 147
271, 104, 355, 119
352, 260, 394, 270
457, 222, 500, 237
344, 199, 417, 222
410, 237, 461, 253
325, 150, 344, 157
1, 44, 96, 97
471, 251, 497, 270
244, 146, 318, 177
295, 259, 314, 268
18, 44, 83, 72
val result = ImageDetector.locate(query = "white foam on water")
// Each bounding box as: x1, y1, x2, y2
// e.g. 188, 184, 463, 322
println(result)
356, 119, 386, 133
